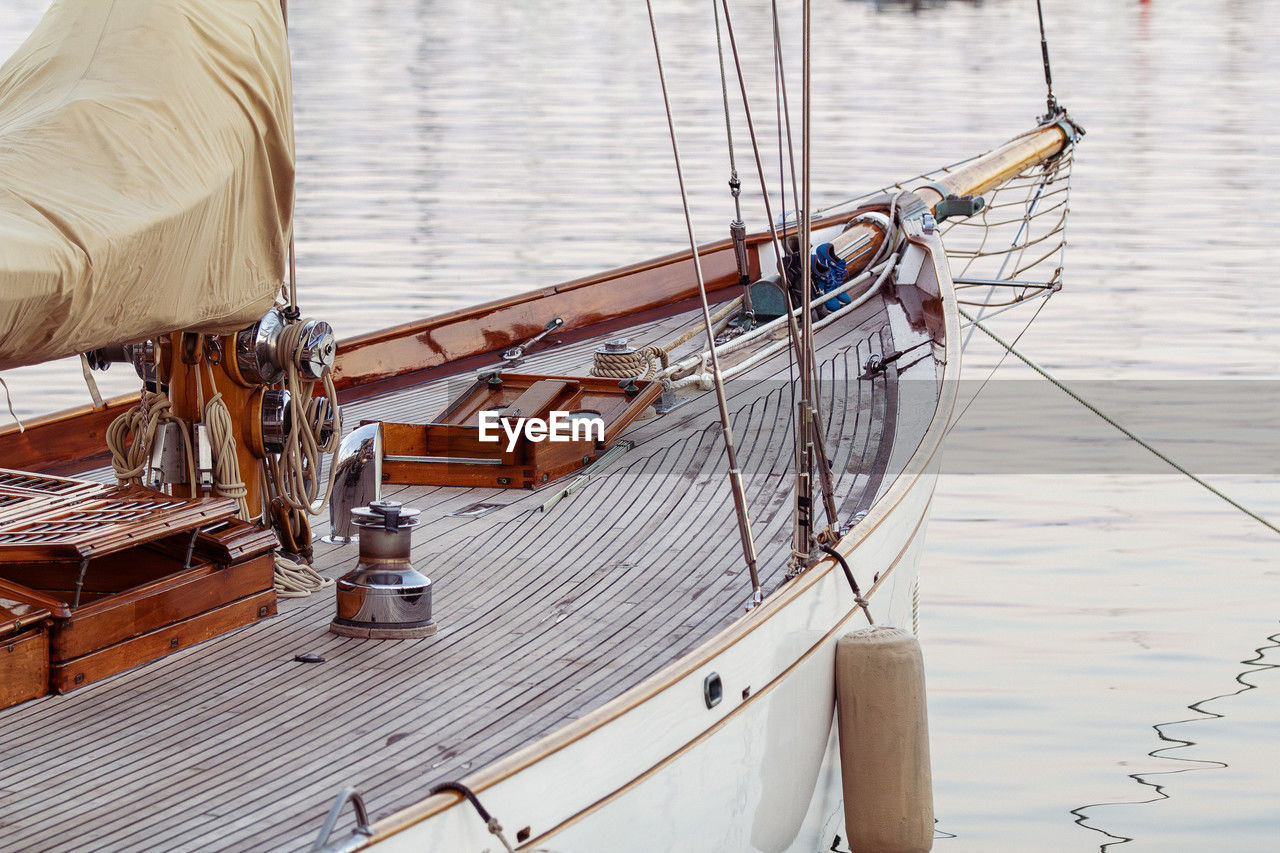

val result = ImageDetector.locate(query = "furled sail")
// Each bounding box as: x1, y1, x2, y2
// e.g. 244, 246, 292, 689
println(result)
0, 0, 294, 372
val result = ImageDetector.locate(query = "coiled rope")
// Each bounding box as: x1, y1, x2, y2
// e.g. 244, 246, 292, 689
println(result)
267, 320, 342, 517
273, 549, 331, 598
590, 296, 742, 380
199, 362, 250, 520
589, 344, 668, 380
106, 390, 196, 492
265, 318, 342, 597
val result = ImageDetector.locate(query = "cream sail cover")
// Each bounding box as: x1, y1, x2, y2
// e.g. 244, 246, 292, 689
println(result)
0, 0, 294, 371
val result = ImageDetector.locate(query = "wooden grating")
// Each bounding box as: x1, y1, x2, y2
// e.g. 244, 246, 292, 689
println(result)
0, 486, 239, 562
0, 468, 108, 525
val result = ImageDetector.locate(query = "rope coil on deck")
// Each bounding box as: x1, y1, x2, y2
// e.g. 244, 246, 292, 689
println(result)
589, 296, 741, 380
590, 344, 668, 380
273, 550, 333, 597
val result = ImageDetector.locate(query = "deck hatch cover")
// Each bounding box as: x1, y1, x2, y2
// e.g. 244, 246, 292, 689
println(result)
0, 485, 239, 562
0, 468, 108, 525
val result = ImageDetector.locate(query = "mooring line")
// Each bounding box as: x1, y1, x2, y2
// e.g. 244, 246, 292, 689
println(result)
959, 308, 1280, 537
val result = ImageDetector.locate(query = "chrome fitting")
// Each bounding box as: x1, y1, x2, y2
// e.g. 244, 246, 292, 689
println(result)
323, 423, 382, 545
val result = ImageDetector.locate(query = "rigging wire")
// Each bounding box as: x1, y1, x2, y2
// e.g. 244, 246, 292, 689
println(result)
711, 1, 742, 223
279, 0, 299, 316
791, 0, 839, 561
713, 0, 861, 557
960, 308, 1280, 538
1035, 0, 1059, 117
771, 0, 800, 238
711, 1, 754, 316
795, 0, 816, 560
644, 0, 762, 605
948, 290, 1054, 434
770, 1, 803, 558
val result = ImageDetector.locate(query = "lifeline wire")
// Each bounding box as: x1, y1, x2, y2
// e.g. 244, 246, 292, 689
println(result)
644, 0, 762, 603
960, 308, 1280, 537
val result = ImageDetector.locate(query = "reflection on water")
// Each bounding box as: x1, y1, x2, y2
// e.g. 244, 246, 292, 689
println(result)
1072, 630, 1280, 850
1, 0, 1279, 849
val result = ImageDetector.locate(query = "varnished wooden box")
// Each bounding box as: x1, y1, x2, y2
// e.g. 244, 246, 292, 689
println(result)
0, 482, 279, 696
381, 372, 660, 489
1, 595, 50, 710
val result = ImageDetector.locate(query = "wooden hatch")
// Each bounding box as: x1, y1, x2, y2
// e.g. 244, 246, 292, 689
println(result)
0, 468, 106, 525
379, 372, 660, 489
0, 471, 278, 699
0, 486, 235, 563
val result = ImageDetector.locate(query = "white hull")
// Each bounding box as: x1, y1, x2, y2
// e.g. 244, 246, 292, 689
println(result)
360, 461, 936, 853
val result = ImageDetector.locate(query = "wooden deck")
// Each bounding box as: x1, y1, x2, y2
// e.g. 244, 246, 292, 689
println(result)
0, 297, 911, 852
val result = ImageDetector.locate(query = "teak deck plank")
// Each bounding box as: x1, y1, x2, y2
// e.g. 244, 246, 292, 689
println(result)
0, 299, 923, 852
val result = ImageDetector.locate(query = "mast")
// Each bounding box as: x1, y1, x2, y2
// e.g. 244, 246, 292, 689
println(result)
792, 0, 827, 567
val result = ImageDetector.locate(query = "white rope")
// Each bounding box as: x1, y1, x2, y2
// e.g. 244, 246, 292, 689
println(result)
201, 363, 250, 520
105, 391, 196, 492
272, 550, 333, 597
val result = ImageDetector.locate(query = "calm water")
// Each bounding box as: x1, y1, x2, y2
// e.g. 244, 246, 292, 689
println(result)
2, 0, 1278, 849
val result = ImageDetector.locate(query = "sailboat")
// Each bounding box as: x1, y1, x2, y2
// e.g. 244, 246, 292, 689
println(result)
0, 0, 1081, 850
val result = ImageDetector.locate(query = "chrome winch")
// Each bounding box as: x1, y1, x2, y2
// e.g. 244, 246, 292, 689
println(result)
330, 500, 436, 639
